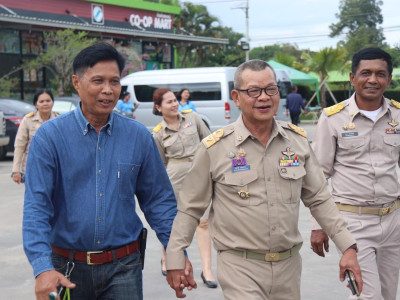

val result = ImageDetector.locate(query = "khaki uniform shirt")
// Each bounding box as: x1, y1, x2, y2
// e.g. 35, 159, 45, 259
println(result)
152, 111, 210, 166
167, 115, 355, 269
12, 111, 58, 173
312, 94, 400, 206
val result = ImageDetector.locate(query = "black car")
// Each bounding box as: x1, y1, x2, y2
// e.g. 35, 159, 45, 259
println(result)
0, 99, 35, 160
53, 96, 80, 114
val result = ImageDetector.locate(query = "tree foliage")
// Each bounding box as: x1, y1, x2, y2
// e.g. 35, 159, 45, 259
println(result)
302, 47, 349, 107
28, 29, 95, 96
330, 0, 385, 55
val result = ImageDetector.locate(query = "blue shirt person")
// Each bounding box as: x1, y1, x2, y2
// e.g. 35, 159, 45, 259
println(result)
285, 84, 305, 125
117, 91, 139, 117
177, 88, 197, 112
22, 42, 195, 300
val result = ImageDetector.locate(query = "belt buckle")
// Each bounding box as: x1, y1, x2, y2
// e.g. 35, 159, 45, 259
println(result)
380, 207, 390, 216
265, 252, 279, 262
87, 251, 103, 265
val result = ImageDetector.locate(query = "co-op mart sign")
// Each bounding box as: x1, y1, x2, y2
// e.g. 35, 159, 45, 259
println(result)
129, 13, 172, 30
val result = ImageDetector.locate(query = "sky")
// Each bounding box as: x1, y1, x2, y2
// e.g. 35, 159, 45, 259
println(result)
187, 0, 400, 51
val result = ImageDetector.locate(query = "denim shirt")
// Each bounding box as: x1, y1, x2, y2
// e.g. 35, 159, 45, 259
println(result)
23, 104, 177, 277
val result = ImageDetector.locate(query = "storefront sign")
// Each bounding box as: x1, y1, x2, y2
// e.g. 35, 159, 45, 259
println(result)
92, 4, 104, 25
129, 12, 172, 30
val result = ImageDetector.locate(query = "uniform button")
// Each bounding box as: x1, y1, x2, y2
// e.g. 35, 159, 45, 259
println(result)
131, 167, 135, 171
98, 170, 102, 173
98, 147, 101, 150
97, 241, 101, 245
99, 193, 103, 197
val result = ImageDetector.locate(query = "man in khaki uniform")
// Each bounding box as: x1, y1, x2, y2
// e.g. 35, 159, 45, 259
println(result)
310, 48, 400, 300
166, 59, 362, 299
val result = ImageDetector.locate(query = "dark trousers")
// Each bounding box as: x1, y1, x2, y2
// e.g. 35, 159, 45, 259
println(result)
289, 111, 301, 126
52, 250, 143, 300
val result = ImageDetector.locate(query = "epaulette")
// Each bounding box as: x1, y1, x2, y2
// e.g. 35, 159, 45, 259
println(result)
286, 123, 307, 138
324, 102, 347, 116
153, 123, 162, 133
391, 99, 400, 109
25, 111, 35, 118
181, 109, 192, 114
203, 125, 236, 148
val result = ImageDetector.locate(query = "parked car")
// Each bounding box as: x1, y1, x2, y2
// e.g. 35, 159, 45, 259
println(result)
0, 99, 35, 158
0, 110, 10, 160
53, 96, 80, 114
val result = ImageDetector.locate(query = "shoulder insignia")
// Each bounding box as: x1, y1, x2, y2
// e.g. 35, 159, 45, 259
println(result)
391, 99, 400, 109
181, 109, 192, 114
324, 102, 347, 116
287, 123, 307, 138
54, 112, 59, 117
25, 111, 35, 118
202, 129, 224, 148
153, 123, 162, 133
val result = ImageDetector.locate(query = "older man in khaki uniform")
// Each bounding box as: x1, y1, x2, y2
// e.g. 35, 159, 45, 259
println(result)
310, 48, 400, 300
166, 59, 362, 299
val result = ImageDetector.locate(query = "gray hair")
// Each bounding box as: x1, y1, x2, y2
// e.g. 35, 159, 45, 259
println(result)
234, 59, 276, 89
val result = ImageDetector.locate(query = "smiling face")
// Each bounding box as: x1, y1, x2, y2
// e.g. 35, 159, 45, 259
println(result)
72, 60, 121, 121
231, 67, 280, 127
35, 92, 54, 115
156, 91, 179, 119
350, 59, 392, 107
181, 89, 190, 101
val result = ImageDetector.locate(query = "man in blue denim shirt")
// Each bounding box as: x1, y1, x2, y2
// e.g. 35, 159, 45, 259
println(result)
23, 43, 196, 300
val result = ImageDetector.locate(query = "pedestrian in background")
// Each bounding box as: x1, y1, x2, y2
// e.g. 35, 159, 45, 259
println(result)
117, 91, 139, 118
152, 88, 218, 288
286, 84, 305, 125
12, 89, 58, 184
310, 47, 400, 300
177, 88, 197, 112
22, 42, 195, 300
166, 59, 362, 299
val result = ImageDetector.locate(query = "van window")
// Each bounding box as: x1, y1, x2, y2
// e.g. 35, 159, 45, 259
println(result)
228, 81, 234, 100
133, 82, 222, 102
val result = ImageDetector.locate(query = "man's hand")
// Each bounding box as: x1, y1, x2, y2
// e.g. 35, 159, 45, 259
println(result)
35, 270, 75, 300
339, 248, 363, 295
12, 172, 22, 184
167, 257, 197, 298
310, 229, 329, 257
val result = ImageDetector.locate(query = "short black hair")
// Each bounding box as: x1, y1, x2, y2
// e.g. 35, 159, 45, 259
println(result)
73, 42, 125, 76
234, 60, 276, 89
33, 89, 54, 106
352, 47, 393, 75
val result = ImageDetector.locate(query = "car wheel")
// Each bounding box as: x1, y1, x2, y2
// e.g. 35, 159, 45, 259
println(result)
0, 146, 6, 160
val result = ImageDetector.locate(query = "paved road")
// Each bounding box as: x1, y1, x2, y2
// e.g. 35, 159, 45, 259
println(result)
1, 123, 399, 299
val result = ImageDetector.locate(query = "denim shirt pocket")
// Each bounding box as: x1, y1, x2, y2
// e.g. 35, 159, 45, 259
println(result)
118, 163, 140, 200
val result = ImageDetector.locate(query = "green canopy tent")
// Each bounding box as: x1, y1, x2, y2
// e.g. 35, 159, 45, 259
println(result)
267, 60, 320, 104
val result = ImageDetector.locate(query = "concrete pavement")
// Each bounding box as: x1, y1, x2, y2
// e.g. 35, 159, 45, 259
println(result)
1, 123, 399, 299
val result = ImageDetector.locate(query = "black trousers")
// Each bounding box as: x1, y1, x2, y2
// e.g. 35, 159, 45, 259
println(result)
289, 111, 300, 125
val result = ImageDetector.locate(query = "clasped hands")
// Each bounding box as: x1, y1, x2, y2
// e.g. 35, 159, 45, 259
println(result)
166, 257, 197, 298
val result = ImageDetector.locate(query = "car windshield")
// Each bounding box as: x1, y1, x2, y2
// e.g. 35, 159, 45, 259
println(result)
53, 100, 77, 114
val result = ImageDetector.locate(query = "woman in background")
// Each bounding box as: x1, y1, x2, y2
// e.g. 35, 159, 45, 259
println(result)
12, 89, 58, 184
152, 88, 218, 288
177, 88, 196, 112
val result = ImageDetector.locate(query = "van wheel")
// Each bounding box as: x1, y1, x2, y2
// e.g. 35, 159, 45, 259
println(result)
202, 120, 210, 130
0, 146, 6, 160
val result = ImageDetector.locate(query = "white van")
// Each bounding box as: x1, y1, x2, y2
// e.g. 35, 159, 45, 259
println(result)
120, 66, 292, 131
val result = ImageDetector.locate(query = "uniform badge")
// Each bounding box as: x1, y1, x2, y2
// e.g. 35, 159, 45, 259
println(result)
389, 119, 398, 127
183, 122, 193, 128
228, 151, 235, 159
343, 123, 348, 130
348, 123, 355, 130
385, 128, 400, 134
231, 148, 250, 172
238, 190, 249, 200
279, 147, 299, 167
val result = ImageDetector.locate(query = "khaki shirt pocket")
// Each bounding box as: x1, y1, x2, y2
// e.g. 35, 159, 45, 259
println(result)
182, 126, 200, 152
337, 136, 365, 163
224, 170, 261, 206
163, 134, 182, 156
383, 135, 400, 161
278, 166, 306, 203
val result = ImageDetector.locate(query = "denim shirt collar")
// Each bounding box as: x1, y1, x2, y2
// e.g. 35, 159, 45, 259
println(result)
74, 102, 113, 136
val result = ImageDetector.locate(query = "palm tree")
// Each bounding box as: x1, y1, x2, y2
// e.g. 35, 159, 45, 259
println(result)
302, 47, 348, 108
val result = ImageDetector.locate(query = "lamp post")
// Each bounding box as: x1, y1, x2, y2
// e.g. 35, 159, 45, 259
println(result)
232, 0, 250, 61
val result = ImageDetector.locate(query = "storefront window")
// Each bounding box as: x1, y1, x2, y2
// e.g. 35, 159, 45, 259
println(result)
0, 29, 20, 54
22, 31, 44, 55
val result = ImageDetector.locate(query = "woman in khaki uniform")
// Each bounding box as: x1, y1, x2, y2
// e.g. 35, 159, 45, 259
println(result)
152, 88, 218, 288
12, 89, 58, 184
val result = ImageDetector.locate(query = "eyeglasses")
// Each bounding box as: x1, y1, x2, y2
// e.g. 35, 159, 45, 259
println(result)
236, 85, 280, 98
